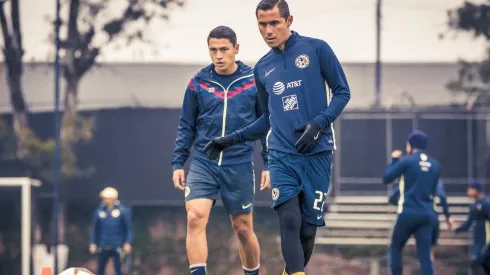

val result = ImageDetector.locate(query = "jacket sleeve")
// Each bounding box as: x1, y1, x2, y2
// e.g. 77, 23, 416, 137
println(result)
254, 91, 269, 170
382, 157, 406, 184
89, 209, 99, 245
234, 66, 271, 143
435, 180, 451, 220
171, 79, 199, 170
455, 208, 473, 233
123, 207, 133, 244
312, 40, 351, 131
388, 187, 400, 206
482, 200, 490, 220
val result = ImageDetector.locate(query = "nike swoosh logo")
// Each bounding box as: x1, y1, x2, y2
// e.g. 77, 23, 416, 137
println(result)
313, 131, 321, 140
317, 215, 323, 220
265, 68, 275, 76
242, 203, 252, 209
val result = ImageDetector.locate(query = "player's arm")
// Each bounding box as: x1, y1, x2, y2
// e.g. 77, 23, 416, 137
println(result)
313, 40, 351, 130
122, 207, 133, 245
254, 93, 269, 170
89, 209, 99, 246
435, 180, 451, 220
454, 208, 474, 233
171, 79, 199, 170
481, 200, 490, 221
388, 187, 400, 206
382, 156, 406, 184
234, 67, 271, 143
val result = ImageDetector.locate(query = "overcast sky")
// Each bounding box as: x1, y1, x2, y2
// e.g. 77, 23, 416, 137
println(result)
11, 0, 489, 64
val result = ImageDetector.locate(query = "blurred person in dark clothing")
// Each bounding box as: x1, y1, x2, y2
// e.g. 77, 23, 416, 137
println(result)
454, 181, 490, 275
89, 187, 132, 275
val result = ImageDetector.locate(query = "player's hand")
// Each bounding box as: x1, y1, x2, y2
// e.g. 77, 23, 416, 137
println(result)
391, 150, 403, 158
446, 217, 455, 230
123, 243, 132, 254
203, 135, 235, 160
173, 169, 186, 190
89, 244, 97, 254
294, 121, 322, 154
260, 170, 270, 191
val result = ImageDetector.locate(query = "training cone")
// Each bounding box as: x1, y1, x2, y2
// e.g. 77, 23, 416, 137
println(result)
41, 267, 52, 275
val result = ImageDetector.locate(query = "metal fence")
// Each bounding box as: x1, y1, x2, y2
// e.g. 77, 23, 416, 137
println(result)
331, 110, 490, 197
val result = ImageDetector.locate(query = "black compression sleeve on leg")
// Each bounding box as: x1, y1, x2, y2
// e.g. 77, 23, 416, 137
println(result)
300, 221, 317, 267
276, 196, 305, 273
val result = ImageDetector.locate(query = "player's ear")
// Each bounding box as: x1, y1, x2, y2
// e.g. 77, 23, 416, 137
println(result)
235, 43, 239, 54
286, 15, 293, 27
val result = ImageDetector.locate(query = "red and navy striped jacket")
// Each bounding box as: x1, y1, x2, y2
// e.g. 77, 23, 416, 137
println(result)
172, 61, 268, 170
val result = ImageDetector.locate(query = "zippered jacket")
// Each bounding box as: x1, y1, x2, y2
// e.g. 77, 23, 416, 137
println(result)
172, 61, 268, 169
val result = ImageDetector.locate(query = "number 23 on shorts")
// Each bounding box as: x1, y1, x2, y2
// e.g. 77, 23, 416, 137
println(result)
313, 190, 327, 212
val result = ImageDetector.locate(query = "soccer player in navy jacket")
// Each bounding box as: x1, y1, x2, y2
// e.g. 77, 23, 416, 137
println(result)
171, 26, 269, 275
454, 181, 490, 274
89, 187, 132, 275
388, 180, 454, 262
203, 1, 350, 274
382, 131, 440, 275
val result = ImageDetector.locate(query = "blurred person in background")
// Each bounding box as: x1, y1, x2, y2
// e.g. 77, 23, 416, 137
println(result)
89, 187, 132, 275
388, 179, 454, 262
454, 181, 490, 274
382, 130, 440, 275
171, 25, 269, 275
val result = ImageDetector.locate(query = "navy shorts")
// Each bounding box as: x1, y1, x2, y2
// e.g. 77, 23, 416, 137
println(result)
185, 158, 255, 215
268, 149, 332, 226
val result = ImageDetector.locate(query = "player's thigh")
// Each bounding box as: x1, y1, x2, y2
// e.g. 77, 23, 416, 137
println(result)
268, 150, 303, 208
185, 159, 220, 202
390, 214, 414, 249
219, 162, 255, 215
300, 151, 333, 226
414, 220, 433, 257
185, 198, 213, 230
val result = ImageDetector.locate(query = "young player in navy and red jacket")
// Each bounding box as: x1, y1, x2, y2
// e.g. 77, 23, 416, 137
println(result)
383, 131, 441, 275
171, 26, 269, 275
203, 1, 350, 274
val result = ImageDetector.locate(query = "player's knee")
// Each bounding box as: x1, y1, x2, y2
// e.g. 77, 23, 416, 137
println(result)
186, 209, 208, 232
278, 209, 301, 232
231, 214, 254, 242
300, 222, 317, 241
234, 226, 253, 243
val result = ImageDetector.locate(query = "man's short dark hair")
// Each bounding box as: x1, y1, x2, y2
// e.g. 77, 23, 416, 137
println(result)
255, 0, 290, 19
207, 26, 237, 46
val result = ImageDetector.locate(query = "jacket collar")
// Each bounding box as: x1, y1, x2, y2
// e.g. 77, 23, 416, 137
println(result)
273, 31, 298, 52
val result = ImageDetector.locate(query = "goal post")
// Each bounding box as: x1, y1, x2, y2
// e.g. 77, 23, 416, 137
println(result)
0, 177, 41, 275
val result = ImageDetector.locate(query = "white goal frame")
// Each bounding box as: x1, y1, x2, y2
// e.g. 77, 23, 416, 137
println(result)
1, 177, 41, 275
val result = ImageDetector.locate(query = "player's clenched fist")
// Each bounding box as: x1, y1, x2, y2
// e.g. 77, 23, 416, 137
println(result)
173, 169, 186, 190
391, 150, 403, 158
294, 121, 322, 154
204, 135, 236, 160
260, 170, 270, 191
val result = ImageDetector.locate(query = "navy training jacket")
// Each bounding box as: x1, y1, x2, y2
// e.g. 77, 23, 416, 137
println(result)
172, 61, 268, 169
383, 151, 441, 215
388, 179, 451, 220
89, 202, 132, 248
234, 31, 351, 155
